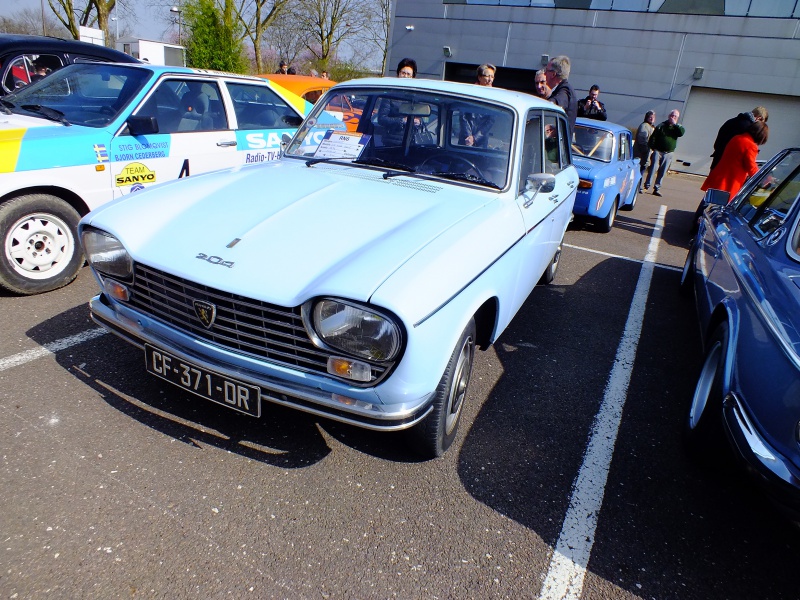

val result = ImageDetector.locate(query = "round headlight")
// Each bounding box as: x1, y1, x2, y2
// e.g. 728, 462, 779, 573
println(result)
81, 228, 132, 280
311, 299, 401, 362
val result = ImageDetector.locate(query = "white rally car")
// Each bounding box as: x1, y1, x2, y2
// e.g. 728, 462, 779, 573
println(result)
0, 62, 308, 295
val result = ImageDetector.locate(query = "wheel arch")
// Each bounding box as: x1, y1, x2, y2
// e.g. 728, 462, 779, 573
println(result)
1, 185, 91, 218
473, 296, 498, 350
704, 300, 739, 398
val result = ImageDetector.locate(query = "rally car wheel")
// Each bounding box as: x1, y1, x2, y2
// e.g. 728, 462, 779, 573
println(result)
598, 196, 618, 233
684, 322, 728, 455
410, 318, 476, 458
0, 194, 83, 295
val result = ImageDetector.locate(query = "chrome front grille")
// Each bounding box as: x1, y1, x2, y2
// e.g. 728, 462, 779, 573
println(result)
127, 263, 387, 382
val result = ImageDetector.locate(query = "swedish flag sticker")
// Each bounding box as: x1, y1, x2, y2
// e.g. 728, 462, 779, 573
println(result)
94, 143, 109, 163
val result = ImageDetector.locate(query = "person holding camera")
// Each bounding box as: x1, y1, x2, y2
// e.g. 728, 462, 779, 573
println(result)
577, 85, 607, 121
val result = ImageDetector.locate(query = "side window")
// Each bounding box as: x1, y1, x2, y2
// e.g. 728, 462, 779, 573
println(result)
228, 82, 295, 130
518, 112, 543, 194
619, 132, 631, 161
544, 114, 561, 174
135, 79, 227, 134
2, 53, 63, 93
558, 117, 571, 169
735, 150, 800, 232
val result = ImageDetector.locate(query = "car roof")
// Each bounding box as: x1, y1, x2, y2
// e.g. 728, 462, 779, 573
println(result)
575, 116, 631, 134
0, 34, 139, 63
329, 76, 562, 115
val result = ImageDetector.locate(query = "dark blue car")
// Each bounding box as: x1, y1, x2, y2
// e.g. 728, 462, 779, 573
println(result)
681, 147, 800, 519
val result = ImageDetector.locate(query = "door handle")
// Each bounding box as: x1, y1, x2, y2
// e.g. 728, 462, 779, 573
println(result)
217, 140, 237, 147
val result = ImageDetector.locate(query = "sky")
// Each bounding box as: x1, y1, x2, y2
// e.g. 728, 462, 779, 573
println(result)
4, 0, 176, 43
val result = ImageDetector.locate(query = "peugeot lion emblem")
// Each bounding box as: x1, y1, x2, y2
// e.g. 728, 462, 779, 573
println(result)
193, 300, 217, 329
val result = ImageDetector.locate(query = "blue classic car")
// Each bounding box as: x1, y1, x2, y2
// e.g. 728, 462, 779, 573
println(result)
571, 117, 641, 232
681, 148, 800, 519
80, 78, 578, 457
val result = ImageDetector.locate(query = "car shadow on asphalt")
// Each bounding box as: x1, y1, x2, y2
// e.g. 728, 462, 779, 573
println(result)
26, 304, 421, 467
454, 254, 800, 598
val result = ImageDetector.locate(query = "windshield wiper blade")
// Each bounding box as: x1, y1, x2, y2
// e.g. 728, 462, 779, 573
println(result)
428, 171, 502, 190
0, 98, 13, 114
305, 156, 346, 167
353, 156, 415, 172
21, 104, 71, 126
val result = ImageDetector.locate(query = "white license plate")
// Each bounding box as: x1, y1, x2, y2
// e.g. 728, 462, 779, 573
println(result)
145, 344, 260, 417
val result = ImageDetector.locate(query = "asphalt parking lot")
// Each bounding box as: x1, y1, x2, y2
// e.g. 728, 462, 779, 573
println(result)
2, 172, 800, 599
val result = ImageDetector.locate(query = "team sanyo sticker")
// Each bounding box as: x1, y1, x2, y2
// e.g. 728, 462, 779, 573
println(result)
115, 162, 156, 187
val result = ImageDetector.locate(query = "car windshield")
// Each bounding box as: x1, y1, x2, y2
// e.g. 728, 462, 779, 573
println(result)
572, 124, 614, 162
284, 86, 515, 189
4, 63, 151, 128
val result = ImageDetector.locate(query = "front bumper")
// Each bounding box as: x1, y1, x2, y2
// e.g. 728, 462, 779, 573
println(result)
723, 392, 800, 520
90, 293, 434, 431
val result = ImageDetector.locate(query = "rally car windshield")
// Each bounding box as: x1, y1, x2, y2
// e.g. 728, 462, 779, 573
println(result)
5, 63, 151, 128
571, 124, 615, 163
284, 86, 514, 190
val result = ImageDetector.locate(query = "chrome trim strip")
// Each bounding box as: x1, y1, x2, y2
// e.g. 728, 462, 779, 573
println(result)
90, 296, 433, 431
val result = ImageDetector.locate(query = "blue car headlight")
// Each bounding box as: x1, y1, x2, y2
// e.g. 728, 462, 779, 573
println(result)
306, 299, 402, 362
81, 227, 133, 281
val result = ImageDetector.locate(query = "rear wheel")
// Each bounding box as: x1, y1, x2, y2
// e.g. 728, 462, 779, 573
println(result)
598, 196, 618, 233
409, 318, 476, 458
0, 194, 83, 295
684, 322, 729, 455
539, 242, 562, 285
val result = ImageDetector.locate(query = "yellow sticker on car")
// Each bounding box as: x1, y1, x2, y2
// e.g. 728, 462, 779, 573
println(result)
115, 162, 157, 187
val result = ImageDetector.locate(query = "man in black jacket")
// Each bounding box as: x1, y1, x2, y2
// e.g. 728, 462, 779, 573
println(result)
710, 106, 768, 170
577, 85, 607, 121
545, 55, 577, 135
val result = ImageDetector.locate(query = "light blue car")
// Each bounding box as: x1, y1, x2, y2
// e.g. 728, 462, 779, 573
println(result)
80, 78, 578, 457
571, 117, 641, 232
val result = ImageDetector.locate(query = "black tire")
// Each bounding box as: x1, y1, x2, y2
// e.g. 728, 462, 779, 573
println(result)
598, 196, 618, 233
679, 245, 695, 297
0, 194, 83, 295
409, 318, 476, 458
684, 322, 729, 455
539, 242, 562, 285
621, 185, 638, 211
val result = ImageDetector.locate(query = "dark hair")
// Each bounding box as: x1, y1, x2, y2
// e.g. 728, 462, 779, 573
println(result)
590, 84, 600, 93
396, 58, 417, 77
748, 120, 769, 145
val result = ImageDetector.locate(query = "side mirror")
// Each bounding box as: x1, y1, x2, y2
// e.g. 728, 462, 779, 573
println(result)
281, 132, 293, 145
526, 173, 556, 194
703, 188, 730, 207
127, 115, 159, 136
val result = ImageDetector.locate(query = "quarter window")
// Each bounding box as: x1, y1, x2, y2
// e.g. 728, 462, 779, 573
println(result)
227, 82, 295, 130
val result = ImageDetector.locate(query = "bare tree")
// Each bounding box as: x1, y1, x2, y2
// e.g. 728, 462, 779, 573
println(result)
360, 0, 391, 75
234, 0, 292, 74
0, 8, 69, 37
263, 12, 307, 73
295, 0, 367, 67
47, 0, 118, 45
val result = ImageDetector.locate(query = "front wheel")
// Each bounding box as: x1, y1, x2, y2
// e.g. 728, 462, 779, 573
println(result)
409, 318, 476, 458
0, 194, 83, 295
539, 242, 562, 285
684, 322, 729, 455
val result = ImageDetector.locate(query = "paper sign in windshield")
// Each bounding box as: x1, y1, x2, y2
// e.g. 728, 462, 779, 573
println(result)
314, 130, 371, 159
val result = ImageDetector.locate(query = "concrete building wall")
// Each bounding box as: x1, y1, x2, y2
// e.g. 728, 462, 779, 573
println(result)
387, 2, 800, 175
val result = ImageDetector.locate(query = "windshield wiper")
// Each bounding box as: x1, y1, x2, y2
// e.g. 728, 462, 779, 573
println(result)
353, 156, 415, 173
21, 104, 71, 126
0, 98, 13, 114
428, 171, 502, 190
305, 156, 346, 167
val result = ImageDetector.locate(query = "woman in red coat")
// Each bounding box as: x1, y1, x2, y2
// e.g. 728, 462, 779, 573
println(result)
701, 121, 769, 198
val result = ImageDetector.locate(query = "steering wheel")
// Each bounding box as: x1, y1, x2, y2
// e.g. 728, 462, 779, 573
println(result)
418, 153, 489, 181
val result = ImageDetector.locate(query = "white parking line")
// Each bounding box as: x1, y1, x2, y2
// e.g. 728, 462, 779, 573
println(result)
564, 243, 680, 272
539, 205, 667, 600
0, 328, 108, 372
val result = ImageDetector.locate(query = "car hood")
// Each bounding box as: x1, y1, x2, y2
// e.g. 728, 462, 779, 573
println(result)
83, 160, 497, 307
0, 112, 57, 129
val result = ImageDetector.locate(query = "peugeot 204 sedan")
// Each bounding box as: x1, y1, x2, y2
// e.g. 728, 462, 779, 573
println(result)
0, 62, 306, 295
681, 148, 800, 519
80, 77, 578, 457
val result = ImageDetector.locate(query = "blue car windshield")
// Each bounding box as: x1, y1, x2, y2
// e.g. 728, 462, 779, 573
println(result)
4, 63, 151, 128
284, 86, 514, 189
572, 124, 614, 162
